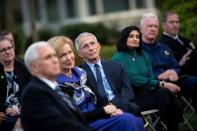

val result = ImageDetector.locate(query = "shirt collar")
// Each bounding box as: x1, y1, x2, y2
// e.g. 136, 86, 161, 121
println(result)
86, 59, 102, 68
38, 77, 57, 90
163, 32, 178, 40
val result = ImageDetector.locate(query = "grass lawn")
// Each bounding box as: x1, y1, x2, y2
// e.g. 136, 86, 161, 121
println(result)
179, 111, 197, 131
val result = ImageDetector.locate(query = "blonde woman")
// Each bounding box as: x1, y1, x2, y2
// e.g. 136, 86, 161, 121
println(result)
48, 36, 144, 131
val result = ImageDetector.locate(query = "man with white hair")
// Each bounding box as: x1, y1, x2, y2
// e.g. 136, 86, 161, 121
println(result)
75, 32, 144, 125
21, 41, 93, 131
140, 13, 197, 131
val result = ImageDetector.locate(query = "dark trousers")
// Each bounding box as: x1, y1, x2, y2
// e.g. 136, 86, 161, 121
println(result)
176, 75, 197, 113
0, 115, 17, 131
134, 87, 183, 131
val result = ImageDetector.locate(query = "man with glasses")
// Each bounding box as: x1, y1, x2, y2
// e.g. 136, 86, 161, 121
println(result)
0, 37, 31, 131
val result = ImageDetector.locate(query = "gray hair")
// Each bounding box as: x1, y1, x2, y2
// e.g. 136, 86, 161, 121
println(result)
75, 32, 98, 50
140, 13, 158, 27
24, 41, 48, 72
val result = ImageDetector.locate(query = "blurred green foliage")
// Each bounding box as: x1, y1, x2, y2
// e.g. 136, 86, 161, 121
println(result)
59, 23, 118, 45
14, 23, 118, 56
100, 45, 116, 60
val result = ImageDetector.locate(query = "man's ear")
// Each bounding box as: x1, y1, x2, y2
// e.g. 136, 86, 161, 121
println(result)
77, 50, 83, 58
30, 64, 38, 74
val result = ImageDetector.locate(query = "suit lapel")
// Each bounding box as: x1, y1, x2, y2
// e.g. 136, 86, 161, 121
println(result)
163, 35, 185, 53
82, 63, 98, 92
81, 63, 108, 103
34, 77, 81, 114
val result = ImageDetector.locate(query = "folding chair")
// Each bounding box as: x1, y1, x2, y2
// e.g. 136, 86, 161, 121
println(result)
180, 96, 195, 131
141, 109, 167, 131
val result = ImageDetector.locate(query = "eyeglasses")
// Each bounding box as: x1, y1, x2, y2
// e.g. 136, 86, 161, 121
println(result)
0, 45, 14, 53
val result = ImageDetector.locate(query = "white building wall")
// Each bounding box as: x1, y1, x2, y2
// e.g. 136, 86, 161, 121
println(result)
21, 0, 157, 35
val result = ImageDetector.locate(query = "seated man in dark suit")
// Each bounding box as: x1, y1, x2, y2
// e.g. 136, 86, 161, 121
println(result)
159, 10, 197, 76
75, 32, 142, 118
21, 41, 93, 131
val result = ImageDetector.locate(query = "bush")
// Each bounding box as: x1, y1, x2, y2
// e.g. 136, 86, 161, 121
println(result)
59, 23, 118, 45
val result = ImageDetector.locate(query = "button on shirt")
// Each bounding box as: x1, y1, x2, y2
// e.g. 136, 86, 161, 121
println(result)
86, 60, 115, 101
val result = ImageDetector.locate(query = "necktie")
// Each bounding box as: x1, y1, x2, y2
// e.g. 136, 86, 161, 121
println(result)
55, 85, 76, 111
94, 64, 107, 99
175, 37, 184, 46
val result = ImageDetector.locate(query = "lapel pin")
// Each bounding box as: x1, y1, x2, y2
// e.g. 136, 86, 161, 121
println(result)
1, 75, 4, 79
164, 50, 170, 56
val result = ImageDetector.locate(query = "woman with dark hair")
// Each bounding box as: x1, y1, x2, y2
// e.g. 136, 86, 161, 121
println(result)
48, 36, 144, 131
112, 26, 183, 131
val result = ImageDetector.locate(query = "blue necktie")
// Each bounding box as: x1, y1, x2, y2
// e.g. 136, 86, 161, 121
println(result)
55, 85, 76, 111
94, 64, 107, 99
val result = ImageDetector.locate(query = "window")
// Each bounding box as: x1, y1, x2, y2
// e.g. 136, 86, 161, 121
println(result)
136, 0, 146, 9
65, 0, 76, 18
47, 0, 58, 22
88, 0, 96, 15
103, 0, 129, 13
35, 0, 41, 21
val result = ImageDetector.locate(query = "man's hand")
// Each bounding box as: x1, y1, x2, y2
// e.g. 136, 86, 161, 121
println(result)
103, 104, 117, 115
179, 49, 192, 66
158, 69, 178, 82
110, 109, 123, 116
103, 104, 123, 116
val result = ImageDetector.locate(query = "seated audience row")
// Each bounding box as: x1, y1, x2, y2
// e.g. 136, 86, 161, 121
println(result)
1, 10, 196, 131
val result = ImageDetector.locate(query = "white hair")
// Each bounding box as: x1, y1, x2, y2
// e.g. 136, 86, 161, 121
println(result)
24, 41, 48, 72
140, 13, 158, 27
75, 32, 97, 51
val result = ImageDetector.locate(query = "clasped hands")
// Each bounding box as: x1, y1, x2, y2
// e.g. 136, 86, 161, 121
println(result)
158, 69, 181, 94
103, 103, 123, 116
5, 105, 20, 117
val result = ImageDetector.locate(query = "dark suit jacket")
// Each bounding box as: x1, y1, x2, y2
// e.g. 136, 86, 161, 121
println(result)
159, 34, 193, 61
0, 58, 31, 112
80, 60, 140, 115
21, 77, 93, 131
159, 34, 197, 75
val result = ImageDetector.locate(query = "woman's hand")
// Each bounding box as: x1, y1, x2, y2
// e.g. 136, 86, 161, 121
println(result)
0, 112, 7, 124
160, 81, 180, 93
5, 105, 20, 116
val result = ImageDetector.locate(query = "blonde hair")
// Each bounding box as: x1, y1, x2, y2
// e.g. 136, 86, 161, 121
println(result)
48, 36, 74, 57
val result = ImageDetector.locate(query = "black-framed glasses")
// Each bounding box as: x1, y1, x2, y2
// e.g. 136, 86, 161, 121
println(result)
0, 45, 14, 53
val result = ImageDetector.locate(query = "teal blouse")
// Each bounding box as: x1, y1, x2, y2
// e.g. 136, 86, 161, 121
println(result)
112, 50, 159, 90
